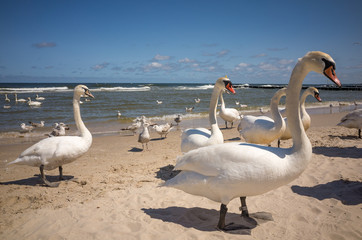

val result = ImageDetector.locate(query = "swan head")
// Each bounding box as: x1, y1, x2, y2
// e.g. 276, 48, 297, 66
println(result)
301, 51, 341, 87
306, 87, 322, 102
216, 76, 235, 94
74, 85, 94, 99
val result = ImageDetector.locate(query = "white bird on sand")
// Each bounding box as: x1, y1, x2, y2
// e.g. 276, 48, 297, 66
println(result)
27, 97, 42, 106
185, 106, 194, 112
181, 76, 235, 153
117, 110, 122, 118
48, 122, 70, 137
337, 109, 362, 138
156, 100, 163, 105
35, 94, 45, 101
138, 120, 150, 150
29, 121, 45, 128
278, 87, 322, 147
237, 88, 287, 146
8, 85, 94, 187
153, 123, 174, 138
4, 94, 10, 102
20, 123, 34, 132
121, 118, 142, 135
194, 98, 201, 103
15, 93, 27, 103
219, 92, 241, 128
164, 51, 341, 231
174, 114, 182, 125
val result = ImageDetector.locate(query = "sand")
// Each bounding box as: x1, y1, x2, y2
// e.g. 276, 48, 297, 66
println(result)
0, 111, 361, 240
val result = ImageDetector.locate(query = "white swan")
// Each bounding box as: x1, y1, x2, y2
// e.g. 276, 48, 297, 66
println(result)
156, 100, 163, 105
8, 85, 94, 187
165, 51, 341, 230
337, 109, 362, 138
15, 93, 27, 103
4, 94, 10, 102
237, 88, 287, 146
194, 98, 201, 103
278, 87, 322, 147
153, 123, 174, 138
35, 94, 45, 101
181, 76, 235, 153
27, 97, 42, 106
219, 92, 241, 128
138, 120, 150, 150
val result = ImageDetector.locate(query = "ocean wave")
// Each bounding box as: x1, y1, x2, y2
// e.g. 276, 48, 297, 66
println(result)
175, 85, 214, 91
92, 86, 151, 92
0, 86, 69, 93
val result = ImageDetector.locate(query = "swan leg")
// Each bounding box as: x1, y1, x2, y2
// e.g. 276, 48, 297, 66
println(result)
278, 139, 281, 148
239, 197, 249, 217
359, 129, 361, 138
59, 166, 64, 180
225, 121, 228, 129
217, 204, 228, 230
39, 165, 59, 187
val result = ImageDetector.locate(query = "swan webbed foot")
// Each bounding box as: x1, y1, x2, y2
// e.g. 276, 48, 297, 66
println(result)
39, 165, 60, 187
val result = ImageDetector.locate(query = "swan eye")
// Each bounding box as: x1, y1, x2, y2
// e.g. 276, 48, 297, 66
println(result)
322, 58, 336, 70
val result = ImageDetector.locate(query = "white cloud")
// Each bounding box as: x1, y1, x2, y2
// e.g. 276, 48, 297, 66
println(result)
91, 62, 110, 71
178, 58, 195, 63
217, 50, 230, 57
153, 54, 171, 61
149, 62, 163, 68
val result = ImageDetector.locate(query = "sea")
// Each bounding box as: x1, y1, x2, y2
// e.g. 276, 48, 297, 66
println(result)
0, 82, 361, 140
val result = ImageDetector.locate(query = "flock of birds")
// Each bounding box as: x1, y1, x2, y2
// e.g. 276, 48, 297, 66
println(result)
3, 93, 46, 109
5, 51, 362, 231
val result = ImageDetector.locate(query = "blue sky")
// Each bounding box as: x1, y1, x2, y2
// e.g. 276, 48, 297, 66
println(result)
0, 0, 361, 84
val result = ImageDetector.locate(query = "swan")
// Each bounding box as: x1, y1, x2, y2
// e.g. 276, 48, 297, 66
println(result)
174, 114, 182, 125
35, 94, 45, 101
153, 123, 174, 138
20, 123, 34, 132
138, 120, 150, 150
15, 93, 27, 103
8, 85, 94, 187
195, 98, 201, 103
181, 76, 235, 153
3, 105, 11, 109
27, 97, 42, 106
278, 87, 322, 147
164, 51, 341, 230
156, 100, 163, 104
219, 92, 240, 128
337, 109, 362, 138
237, 88, 287, 146
4, 94, 10, 102
29, 121, 45, 128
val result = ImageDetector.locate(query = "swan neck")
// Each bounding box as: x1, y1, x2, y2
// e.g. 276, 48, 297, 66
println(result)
73, 98, 91, 139
209, 87, 221, 126
270, 92, 284, 128
286, 61, 309, 148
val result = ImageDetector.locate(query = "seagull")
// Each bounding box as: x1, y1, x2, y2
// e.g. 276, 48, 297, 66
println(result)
185, 106, 194, 112
48, 123, 70, 137
29, 121, 45, 128
194, 98, 201, 103
153, 123, 174, 138
20, 123, 34, 133
174, 114, 182, 125
117, 110, 122, 118
156, 100, 163, 105
138, 120, 150, 150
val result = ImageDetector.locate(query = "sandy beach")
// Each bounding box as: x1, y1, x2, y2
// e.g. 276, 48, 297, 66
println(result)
0, 111, 361, 240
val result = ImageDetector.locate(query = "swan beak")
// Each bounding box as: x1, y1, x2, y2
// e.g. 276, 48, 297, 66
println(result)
85, 90, 95, 99
324, 66, 341, 87
314, 92, 322, 102
226, 83, 235, 94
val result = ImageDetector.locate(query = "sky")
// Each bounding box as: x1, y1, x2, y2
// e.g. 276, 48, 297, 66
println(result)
0, 0, 362, 84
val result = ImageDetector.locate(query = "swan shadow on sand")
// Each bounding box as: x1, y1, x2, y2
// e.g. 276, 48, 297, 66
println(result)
142, 206, 272, 235
0, 174, 74, 186
312, 146, 362, 159
291, 179, 362, 205
128, 147, 144, 152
